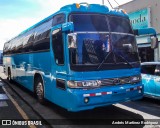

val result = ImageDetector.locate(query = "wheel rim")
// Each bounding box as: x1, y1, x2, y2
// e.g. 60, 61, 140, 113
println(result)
36, 82, 43, 100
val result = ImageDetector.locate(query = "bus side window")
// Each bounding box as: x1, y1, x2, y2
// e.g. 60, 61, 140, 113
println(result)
141, 65, 156, 75
52, 14, 65, 26
52, 31, 64, 65
33, 30, 50, 52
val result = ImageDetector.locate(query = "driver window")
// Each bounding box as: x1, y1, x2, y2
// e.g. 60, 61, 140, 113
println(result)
52, 30, 64, 65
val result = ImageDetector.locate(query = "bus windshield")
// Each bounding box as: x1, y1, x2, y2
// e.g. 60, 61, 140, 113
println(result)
69, 13, 133, 33
69, 14, 140, 71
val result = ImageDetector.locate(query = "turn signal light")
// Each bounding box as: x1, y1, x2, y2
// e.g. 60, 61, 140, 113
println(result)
121, 9, 127, 14
76, 3, 80, 8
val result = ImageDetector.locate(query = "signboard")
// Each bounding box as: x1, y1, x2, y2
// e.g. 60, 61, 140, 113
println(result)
128, 8, 150, 29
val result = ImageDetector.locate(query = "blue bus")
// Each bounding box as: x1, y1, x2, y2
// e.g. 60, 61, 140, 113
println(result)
3, 3, 144, 112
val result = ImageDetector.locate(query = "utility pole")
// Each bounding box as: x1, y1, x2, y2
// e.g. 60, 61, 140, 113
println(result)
102, 0, 104, 5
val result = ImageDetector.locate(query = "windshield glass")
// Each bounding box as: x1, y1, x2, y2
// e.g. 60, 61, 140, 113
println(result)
70, 33, 111, 65
69, 14, 140, 71
111, 34, 139, 63
69, 14, 109, 32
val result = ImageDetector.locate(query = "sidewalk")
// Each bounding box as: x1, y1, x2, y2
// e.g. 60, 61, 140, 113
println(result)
0, 79, 29, 128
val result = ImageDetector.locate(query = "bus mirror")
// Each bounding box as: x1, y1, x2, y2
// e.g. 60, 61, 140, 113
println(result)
123, 44, 133, 52
68, 33, 77, 48
62, 22, 74, 32
151, 36, 158, 49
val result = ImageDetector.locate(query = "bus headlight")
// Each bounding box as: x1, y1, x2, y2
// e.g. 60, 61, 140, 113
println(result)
130, 75, 141, 84
67, 80, 100, 88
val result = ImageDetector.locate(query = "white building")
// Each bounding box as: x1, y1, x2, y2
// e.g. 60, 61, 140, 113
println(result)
119, 0, 160, 62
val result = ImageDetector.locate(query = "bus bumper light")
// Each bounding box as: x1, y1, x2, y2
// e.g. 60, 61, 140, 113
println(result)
84, 97, 89, 103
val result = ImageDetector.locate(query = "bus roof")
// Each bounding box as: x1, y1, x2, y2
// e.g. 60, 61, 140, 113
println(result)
60, 3, 128, 17
7, 3, 128, 42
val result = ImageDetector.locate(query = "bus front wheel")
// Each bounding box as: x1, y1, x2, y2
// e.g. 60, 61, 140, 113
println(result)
35, 77, 45, 104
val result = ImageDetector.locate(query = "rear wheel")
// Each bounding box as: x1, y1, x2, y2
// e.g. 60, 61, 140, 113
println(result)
35, 77, 45, 104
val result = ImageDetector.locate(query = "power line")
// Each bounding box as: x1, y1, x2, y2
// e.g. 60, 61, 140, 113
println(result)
107, 0, 113, 9
114, 0, 120, 6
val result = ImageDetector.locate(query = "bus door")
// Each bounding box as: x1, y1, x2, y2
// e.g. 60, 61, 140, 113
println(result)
50, 27, 67, 93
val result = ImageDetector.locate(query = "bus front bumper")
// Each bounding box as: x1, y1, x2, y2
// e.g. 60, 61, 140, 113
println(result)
66, 83, 143, 112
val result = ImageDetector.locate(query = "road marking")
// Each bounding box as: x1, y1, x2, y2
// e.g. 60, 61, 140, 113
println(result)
2, 86, 37, 128
0, 94, 9, 100
114, 103, 160, 119
0, 101, 8, 107
0, 82, 3, 86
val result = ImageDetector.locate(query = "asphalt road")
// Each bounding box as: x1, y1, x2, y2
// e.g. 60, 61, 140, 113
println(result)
0, 66, 160, 128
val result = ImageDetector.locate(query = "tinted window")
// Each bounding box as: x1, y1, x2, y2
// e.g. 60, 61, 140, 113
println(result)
141, 65, 156, 75
4, 14, 64, 55
23, 34, 34, 52
69, 14, 109, 32
16, 44, 23, 53
33, 30, 50, 52
34, 19, 52, 36
3, 42, 10, 55
52, 14, 65, 26
52, 29, 64, 65
109, 16, 133, 34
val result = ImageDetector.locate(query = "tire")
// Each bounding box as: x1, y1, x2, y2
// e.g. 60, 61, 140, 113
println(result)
7, 68, 13, 83
35, 77, 45, 104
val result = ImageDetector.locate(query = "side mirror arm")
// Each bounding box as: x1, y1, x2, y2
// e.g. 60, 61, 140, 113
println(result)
62, 22, 74, 32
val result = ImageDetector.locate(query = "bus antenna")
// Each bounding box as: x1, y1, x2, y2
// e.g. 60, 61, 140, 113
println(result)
114, 0, 120, 6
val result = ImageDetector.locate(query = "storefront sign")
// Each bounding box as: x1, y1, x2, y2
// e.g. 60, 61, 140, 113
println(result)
128, 8, 150, 29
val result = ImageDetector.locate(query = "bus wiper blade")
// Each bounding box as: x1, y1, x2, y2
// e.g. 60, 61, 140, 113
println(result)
97, 51, 113, 70
115, 53, 133, 68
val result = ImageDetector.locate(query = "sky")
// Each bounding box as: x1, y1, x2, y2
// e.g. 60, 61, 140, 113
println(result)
0, 0, 132, 50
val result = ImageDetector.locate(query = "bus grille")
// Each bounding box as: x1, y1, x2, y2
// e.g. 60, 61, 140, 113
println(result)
100, 77, 131, 86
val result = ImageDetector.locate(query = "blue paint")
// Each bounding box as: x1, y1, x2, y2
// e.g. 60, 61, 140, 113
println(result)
137, 28, 157, 36
142, 74, 160, 99
141, 62, 160, 99
3, 3, 144, 111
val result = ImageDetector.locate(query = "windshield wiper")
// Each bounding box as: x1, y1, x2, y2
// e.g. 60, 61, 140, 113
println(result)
97, 51, 133, 70
114, 53, 133, 68
97, 51, 115, 70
